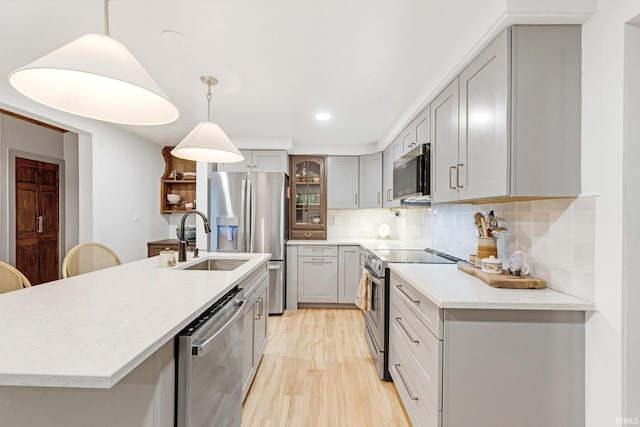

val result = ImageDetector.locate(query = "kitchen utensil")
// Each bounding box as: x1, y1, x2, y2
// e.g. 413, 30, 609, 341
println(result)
473, 212, 488, 237
479, 215, 488, 237
473, 212, 485, 236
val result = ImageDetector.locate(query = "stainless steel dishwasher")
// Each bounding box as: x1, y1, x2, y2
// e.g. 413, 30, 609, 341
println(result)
176, 286, 245, 427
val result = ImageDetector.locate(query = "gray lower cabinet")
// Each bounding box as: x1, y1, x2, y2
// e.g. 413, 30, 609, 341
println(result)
294, 245, 360, 305
389, 271, 585, 427
297, 255, 338, 302
242, 274, 269, 400
338, 246, 360, 304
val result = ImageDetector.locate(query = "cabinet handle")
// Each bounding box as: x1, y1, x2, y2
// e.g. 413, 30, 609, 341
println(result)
387, 188, 392, 201
37, 216, 43, 234
394, 364, 419, 401
303, 233, 312, 237
355, 194, 358, 205
311, 258, 325, 262
457, 163, 464, 188
256, 297, 264, 319
247, 165, 252, 169
395, 317, 420, 343
449, 166, 456, 190
377, 192, 381, 204
252, 164, 257, 168
396, 285, 420, 305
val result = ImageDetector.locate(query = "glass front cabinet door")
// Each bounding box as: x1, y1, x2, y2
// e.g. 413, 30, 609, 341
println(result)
289, 155, 327, 240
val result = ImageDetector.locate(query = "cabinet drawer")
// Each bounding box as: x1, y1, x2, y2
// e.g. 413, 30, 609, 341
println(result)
297, 245, 338, 257
391, 271, 443, 339
291, 230, 327, 240
389, 328, 441, 427
390, 291, 442, 409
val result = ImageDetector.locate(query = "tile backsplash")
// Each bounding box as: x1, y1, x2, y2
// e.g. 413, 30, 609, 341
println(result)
328, 196, 596, 301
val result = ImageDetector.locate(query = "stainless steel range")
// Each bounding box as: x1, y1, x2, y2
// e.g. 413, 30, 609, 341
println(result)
362, 248, 461, 381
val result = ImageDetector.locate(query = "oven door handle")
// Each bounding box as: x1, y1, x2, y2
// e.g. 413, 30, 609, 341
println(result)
364, 269, 383, 287
192, 298, 245, 356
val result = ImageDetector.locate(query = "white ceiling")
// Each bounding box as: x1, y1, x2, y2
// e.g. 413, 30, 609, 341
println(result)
0, 1, 593, 153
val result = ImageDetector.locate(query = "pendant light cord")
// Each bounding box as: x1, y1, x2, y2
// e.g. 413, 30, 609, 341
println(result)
206, 82, 212, 121
104, 0, 110, 36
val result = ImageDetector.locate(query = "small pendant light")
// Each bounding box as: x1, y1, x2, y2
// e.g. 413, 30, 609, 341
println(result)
8, 0, 179, 125
171, 76, 244, 163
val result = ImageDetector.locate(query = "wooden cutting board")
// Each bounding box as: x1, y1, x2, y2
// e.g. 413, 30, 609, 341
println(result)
457, 262, 547, 289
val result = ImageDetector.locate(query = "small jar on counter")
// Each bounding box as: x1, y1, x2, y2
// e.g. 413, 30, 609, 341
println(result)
481, 255, 503, 275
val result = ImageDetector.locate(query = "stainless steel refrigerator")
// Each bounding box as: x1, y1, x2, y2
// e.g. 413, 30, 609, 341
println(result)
208, 172, 288, 314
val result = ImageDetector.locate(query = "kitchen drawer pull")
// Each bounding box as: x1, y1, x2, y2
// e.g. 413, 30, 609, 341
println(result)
396, 284, 420, 305
449, 165, 456, 190
457, 163, 464, 188
395, 317, 419, 343
36, 216, 43, 234
394, 363, 419, 401
303, 233, 312, 237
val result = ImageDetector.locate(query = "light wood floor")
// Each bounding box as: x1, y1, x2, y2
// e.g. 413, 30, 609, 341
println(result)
242, 308, 411, 427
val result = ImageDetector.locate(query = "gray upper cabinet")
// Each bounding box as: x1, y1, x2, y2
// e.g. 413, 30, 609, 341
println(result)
383, 139, 401, 208
431, 78, 460, 203
327, 156, 359, 209
432, 25, 581, 203
218, 150, 288, 173
414, 106, 430, 147
358, 152, 383, 209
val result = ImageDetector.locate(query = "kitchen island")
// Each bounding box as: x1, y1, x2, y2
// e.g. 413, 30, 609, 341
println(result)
0, 252, 270, 427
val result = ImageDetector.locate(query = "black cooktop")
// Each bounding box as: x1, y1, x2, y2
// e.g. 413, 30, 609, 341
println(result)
373, 248, 461, 264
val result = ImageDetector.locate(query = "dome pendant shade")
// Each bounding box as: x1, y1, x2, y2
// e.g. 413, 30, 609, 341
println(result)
171, 121, 244, 163
8, 33, 179, 125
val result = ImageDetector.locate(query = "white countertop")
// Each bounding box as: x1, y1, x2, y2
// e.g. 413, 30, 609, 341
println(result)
287, 238, 423, 250
389, 263, 594, 311
0, 252, 270, 389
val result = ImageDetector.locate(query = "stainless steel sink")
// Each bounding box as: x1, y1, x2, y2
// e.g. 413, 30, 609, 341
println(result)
181, 258, 249, 271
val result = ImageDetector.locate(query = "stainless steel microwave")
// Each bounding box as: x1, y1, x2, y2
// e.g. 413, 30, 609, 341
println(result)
393, 143, 430, 202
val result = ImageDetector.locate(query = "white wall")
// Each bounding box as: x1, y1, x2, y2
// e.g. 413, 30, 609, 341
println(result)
581, 1, 640, 424
623, 21, 640, 420
0, 91, 171, 264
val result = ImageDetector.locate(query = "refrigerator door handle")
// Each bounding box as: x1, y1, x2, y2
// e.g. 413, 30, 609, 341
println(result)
239, 178, 247, 252
245, 177, 252, 252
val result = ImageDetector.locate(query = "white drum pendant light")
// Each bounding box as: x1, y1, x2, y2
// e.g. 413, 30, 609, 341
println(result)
8, 1, 178, 125
171, 76, 244, 163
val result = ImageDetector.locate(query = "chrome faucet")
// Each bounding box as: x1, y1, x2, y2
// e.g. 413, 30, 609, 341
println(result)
178, 210, 212, 262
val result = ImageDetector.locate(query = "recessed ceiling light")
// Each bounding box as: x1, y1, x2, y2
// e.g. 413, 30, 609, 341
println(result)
315, 113, 331, 121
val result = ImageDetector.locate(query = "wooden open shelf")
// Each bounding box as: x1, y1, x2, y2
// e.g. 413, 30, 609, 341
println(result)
160, 146, 197, 214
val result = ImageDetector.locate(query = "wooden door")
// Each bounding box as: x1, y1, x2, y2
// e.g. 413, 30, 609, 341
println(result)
15, 157, 59, 284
